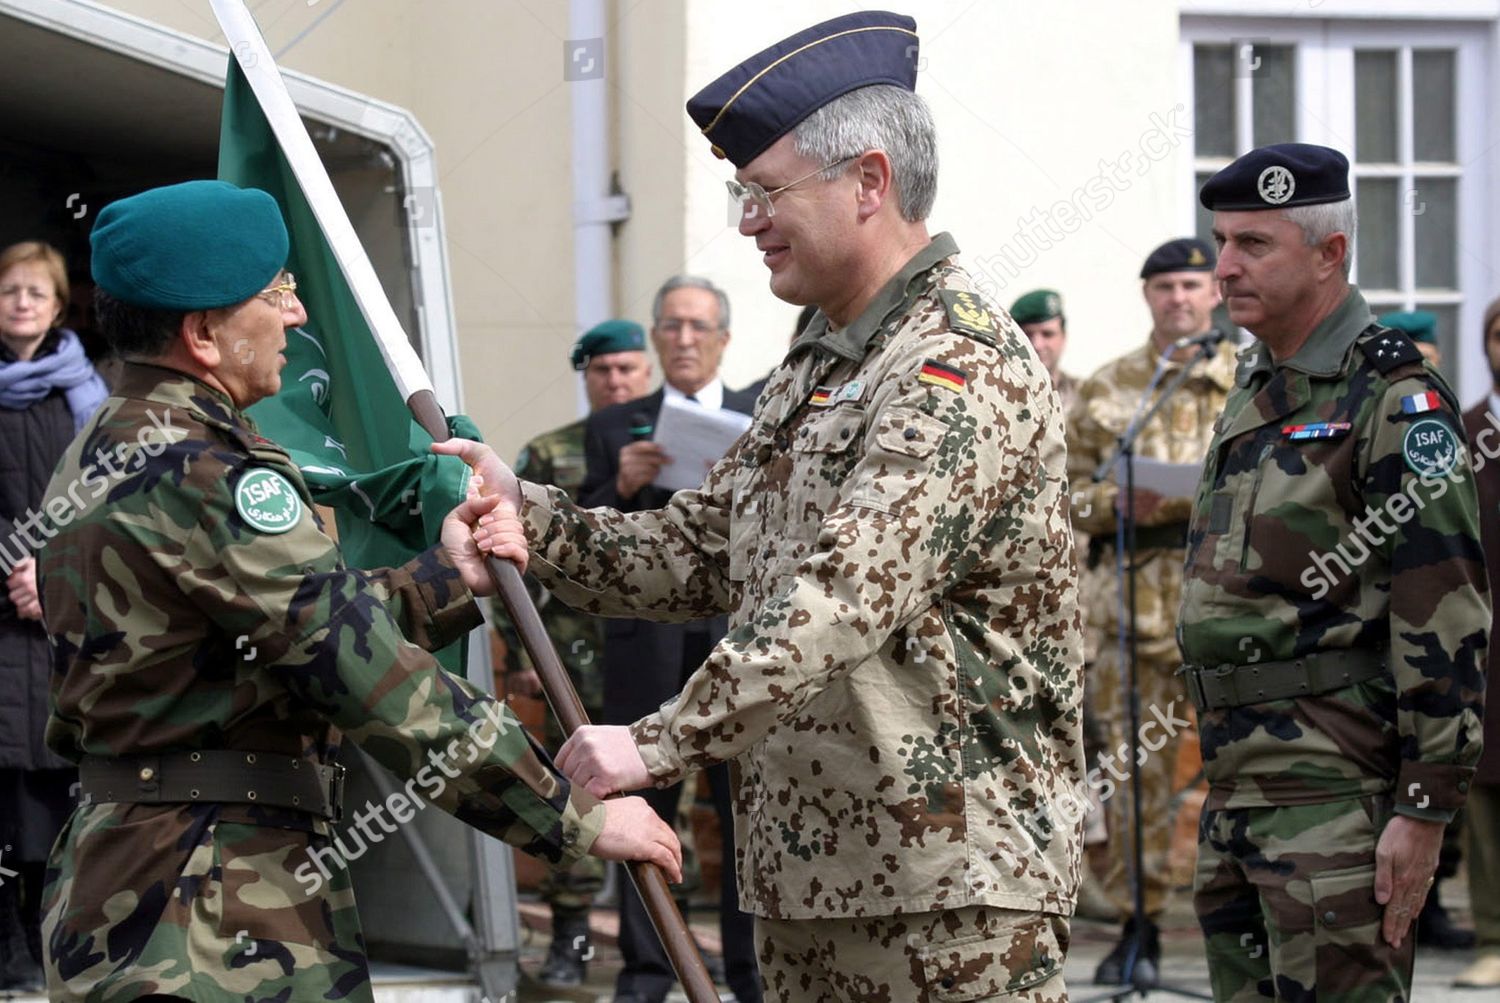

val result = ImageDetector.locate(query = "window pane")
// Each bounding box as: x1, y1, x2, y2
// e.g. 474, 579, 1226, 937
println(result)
1355, 178, 1399, 291
1252, 45, 1296, 147
1414, 302, 1460, 378
1355, 50, 1398, 163
1413, 177, 1458, 289
1413, 50, 1457, 162
1195, 172, 1216, 246
1194, 45, 1235, 157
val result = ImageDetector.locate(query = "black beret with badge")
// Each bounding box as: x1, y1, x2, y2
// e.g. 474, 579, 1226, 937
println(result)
1140, 237, 1216, 279
1198, 143, 1351, 212
685, 10, 919, 168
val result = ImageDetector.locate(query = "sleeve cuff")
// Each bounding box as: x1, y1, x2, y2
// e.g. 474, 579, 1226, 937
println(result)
630, 712, 687, 787
1394, 761, 1475, 823
520, 480, 558, 548
557, 785, 605, 864
418, 547, 486, 650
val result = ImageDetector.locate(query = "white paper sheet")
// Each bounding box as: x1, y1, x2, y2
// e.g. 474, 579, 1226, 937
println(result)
1108, 456, 1205, 498
652, 396, 752, 492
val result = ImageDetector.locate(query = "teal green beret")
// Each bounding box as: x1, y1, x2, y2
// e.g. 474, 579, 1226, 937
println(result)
571, 319, 646, 370
91, 180, 288, 311
1379, 310, 1438, 345
1010, 289, 1064, 326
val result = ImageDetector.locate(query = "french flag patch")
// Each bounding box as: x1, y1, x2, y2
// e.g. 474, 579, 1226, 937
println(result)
1401, 391, 1441, 415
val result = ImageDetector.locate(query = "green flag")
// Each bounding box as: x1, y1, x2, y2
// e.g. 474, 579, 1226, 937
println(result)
217, 58, 475, 671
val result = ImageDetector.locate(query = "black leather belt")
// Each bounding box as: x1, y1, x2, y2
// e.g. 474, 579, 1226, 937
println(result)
1179, 647, 1387, 711
79, 751, 345, 822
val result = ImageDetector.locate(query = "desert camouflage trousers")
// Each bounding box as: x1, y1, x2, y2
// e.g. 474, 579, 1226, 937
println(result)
1092, 632, 1199, 917
755, 905, 1069, 1002
1194, 793, 1415, 1002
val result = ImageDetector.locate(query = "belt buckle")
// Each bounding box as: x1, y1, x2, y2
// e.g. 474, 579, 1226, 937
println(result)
1179, 664, 1209, 711
328, 763, 347, 824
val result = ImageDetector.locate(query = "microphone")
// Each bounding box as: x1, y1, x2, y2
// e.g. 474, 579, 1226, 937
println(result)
628, 411, 654, 441
1170, 329, 1227, 352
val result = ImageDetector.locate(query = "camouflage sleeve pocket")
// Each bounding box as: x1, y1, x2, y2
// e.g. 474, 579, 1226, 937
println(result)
872, 406, 947, 459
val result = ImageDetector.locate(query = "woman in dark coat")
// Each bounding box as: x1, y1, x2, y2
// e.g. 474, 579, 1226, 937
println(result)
0, 241, 107, 991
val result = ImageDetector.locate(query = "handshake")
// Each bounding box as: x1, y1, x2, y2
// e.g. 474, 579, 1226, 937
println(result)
428, 438, 685, 879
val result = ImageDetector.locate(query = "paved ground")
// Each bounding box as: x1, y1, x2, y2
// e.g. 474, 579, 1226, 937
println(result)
511, 876, 1490, 1002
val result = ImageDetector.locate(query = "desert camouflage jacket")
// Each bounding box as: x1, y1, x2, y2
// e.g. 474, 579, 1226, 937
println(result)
521, 233, 1086, 920
1179, 290, 1488, 821
37, 363, 601, 1002
1066, 335, 1237, 641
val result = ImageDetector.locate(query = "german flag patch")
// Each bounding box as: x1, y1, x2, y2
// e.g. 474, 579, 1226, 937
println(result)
918, 360, 967, 393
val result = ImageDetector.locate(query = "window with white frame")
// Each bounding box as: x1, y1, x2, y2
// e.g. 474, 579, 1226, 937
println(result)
1181, 16, 1493, 401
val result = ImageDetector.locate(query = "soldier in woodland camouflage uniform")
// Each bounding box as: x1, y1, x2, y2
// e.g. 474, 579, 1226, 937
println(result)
1065, 237, 1235, 985
36, 181, 679, 1003
467, 13, 1085, 1001
1181, 145, 1487, 1001
493, 319, 652, 987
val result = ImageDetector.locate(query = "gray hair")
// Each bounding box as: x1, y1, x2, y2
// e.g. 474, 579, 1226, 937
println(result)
1281, 200, 1357, 278
651, 275, 730, 330
791, 85, 938, 222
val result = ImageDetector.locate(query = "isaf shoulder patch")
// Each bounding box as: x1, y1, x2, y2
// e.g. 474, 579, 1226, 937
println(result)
937, 289, 999, 346
1402, 417, 1461, 477
235, 468, 304, 535
1360, 330, 1423, 374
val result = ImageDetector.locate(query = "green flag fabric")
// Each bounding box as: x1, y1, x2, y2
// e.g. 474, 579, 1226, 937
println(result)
217, 58, 475, 670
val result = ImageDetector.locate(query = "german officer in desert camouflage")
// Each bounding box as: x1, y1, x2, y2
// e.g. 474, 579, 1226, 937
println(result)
35, 180, 679, 1003
454, 11, 1085, 1001
1180, 144, 1488, 1001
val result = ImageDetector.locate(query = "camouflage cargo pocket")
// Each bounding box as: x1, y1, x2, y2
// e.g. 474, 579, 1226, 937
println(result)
1309, 863, 1381, 956
917, 912, 1064, 1001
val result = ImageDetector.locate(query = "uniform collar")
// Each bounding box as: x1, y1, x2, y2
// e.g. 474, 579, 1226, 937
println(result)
1237, 287, 1373, 385
113, 361, 263, 442
789, 232, 960, 364
1136, 333, 1239, 392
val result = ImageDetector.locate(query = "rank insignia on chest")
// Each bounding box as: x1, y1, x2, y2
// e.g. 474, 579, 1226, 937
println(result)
1281, 421, 1352, 441
917, 360, 967, 393
1400, 391, 1442, 415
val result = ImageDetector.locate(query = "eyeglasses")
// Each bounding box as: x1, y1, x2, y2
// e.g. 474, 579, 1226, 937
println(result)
655, 318, 723, 336
0, 284, 55, 302
256, 272, 298, 310
726, 154, 861, 220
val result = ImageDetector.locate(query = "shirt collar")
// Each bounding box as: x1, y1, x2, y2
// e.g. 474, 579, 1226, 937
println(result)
113, 361, 260, 441
788, 232, 960, 364
1237, 288, 1375, 385
663, 376, 724, 411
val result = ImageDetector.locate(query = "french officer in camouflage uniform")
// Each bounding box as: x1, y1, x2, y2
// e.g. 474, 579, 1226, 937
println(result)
1180, 144, 1488, 1001
492, 318, 652, 987
36, 180, 680, 1003
1065, 237, 1236, 985
462, 12, 1085, 1001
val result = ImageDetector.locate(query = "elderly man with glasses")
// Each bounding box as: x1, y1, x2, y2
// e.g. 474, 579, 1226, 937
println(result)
461, 11, 1084, 1001
34, 180, 680, 1003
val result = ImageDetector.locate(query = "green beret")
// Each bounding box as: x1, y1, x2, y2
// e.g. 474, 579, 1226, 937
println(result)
91, 180, 288, 311
1010, 289, 1064, 326
1378, 310, 1438, 345
571, 318, 646, 370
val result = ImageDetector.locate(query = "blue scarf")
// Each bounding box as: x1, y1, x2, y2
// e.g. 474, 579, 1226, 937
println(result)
0, 328, 110, 433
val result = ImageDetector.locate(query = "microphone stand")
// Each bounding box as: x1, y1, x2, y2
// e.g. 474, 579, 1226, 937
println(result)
1075, 333, 1222, 1003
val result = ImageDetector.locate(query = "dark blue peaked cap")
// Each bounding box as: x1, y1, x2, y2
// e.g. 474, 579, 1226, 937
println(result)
1199, 143, 1351, 211
686, 11, 919, 168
